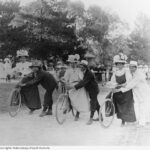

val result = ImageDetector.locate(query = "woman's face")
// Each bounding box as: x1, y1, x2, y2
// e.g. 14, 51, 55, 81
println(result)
129, 65, 137, 73
115, 63, 124, 70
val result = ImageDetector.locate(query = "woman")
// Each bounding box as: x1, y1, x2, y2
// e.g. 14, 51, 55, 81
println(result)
120, 61, 150, 127
19, 71, 41, 114
62, 54, 90, 121
107, 52, 136, 126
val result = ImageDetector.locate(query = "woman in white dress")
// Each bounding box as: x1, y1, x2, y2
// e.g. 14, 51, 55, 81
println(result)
62, 54, 90, 121
120, 61, 150, 127
13, 49, 32, 78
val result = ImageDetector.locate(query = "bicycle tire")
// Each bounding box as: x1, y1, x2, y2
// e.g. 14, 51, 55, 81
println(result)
8, 89, 21, 117
55, 94, 69, 125
99, 99, 115, 128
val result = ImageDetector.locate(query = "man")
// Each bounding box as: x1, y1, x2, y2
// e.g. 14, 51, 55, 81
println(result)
119, 61, 150, 127
69, 60, 100, 125
21, 60, 58, 117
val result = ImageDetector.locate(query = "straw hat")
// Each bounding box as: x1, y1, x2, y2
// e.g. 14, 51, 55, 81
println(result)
113, 52, 128, 64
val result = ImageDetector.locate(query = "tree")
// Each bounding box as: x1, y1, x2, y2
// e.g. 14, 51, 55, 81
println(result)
0, 0, 21, 58
130, 13, 150, 63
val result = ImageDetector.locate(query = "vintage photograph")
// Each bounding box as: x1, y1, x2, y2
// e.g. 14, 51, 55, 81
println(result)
0, 0, 150, 147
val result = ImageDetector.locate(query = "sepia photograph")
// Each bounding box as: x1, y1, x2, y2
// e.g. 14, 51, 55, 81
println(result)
1, 0, 150, 148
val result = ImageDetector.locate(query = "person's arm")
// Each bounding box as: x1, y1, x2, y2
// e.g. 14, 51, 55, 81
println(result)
74, 72, 92, 90
23, 73, 42, 87
106, 72, 117, 88
120, 77, 139, 93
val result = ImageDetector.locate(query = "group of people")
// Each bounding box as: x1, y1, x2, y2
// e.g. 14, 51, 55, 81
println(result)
2, 49, 149, 127
16, 54, 100, 125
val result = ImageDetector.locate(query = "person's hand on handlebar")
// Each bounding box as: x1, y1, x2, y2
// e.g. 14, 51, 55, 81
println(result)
15, 82, 26, 88
65, 83, 74, 90
112, 88, 121, 93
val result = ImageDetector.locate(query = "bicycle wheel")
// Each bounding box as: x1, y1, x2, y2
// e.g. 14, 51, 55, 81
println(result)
99, 99, 115, 128
55, 94, 69, 124
8, 89, 21, 117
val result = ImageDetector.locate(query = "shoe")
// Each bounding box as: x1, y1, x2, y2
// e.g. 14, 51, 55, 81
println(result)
74, 116, 79, 121
29, 110, 34, 115
39, 111, 47, 117
46, 110, 52, 115
86, 118, 93, 125
93, 118, 99, 121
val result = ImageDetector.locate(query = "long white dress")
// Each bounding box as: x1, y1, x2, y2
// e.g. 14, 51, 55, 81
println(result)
121, 69, 150, 126
63, 67, 90, 112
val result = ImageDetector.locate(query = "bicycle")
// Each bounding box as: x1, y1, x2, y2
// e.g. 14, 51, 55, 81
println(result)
8, 87, 22, 117
55, 82, 76, 125
99, 90, 115, 128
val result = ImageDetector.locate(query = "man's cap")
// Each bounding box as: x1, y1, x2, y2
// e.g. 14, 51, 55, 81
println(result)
79, 60, 88, 67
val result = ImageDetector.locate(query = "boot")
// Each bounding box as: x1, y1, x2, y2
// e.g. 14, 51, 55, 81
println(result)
46, 109, 52, 115
86, 118, 93, 125
39, 111, 47, 117
74, 112, 80, 121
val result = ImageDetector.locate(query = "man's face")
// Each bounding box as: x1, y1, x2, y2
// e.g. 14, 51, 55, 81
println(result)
80, 65, 86, 72
129, 65, 137, 73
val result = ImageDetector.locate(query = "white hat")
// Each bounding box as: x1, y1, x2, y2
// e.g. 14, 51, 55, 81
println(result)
80, 60, 88, 67
129, 61, 138, 67
17, 49, 29, 57
67, 54, 80, 63
113, 52, 127, 63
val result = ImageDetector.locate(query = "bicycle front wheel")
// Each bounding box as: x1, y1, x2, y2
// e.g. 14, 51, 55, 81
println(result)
8, 89, 21, 117
55, 94, 69, 125
99, 99, 115, 128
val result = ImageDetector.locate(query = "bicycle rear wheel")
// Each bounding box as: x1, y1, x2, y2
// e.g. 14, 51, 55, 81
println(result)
55, 94, 69, 124
8, 89, 21, 117
99, 99, 115, 128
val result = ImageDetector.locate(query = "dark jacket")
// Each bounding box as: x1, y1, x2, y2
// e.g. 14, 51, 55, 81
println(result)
75, 69, 99, 95
25, 70, 58, 91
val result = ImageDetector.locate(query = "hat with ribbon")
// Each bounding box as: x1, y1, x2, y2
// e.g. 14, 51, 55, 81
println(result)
113, 52, 128, 64
67, 54, 80, 63
17, 49, 29, 57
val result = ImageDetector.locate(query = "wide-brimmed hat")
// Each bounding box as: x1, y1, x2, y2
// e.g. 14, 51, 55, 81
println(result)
113, 52, 127, 64
29, 60, 42, 68
67, 54, 80, 63
129, 61, 138, 67
79, 60, 88, 67
17, 49, 29, 57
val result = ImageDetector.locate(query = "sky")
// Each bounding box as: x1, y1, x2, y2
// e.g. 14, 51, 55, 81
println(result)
14, 0, 150, 28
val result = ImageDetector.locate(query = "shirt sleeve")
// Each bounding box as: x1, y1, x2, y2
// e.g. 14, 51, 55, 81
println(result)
24, 74, 42, 86
74, 72, 92, 90
121, 76, 140, 92
63, 69, 70, 83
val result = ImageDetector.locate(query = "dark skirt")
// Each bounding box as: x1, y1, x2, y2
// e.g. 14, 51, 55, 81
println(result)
106, 90, 136, 122
20, 76, 41, 110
